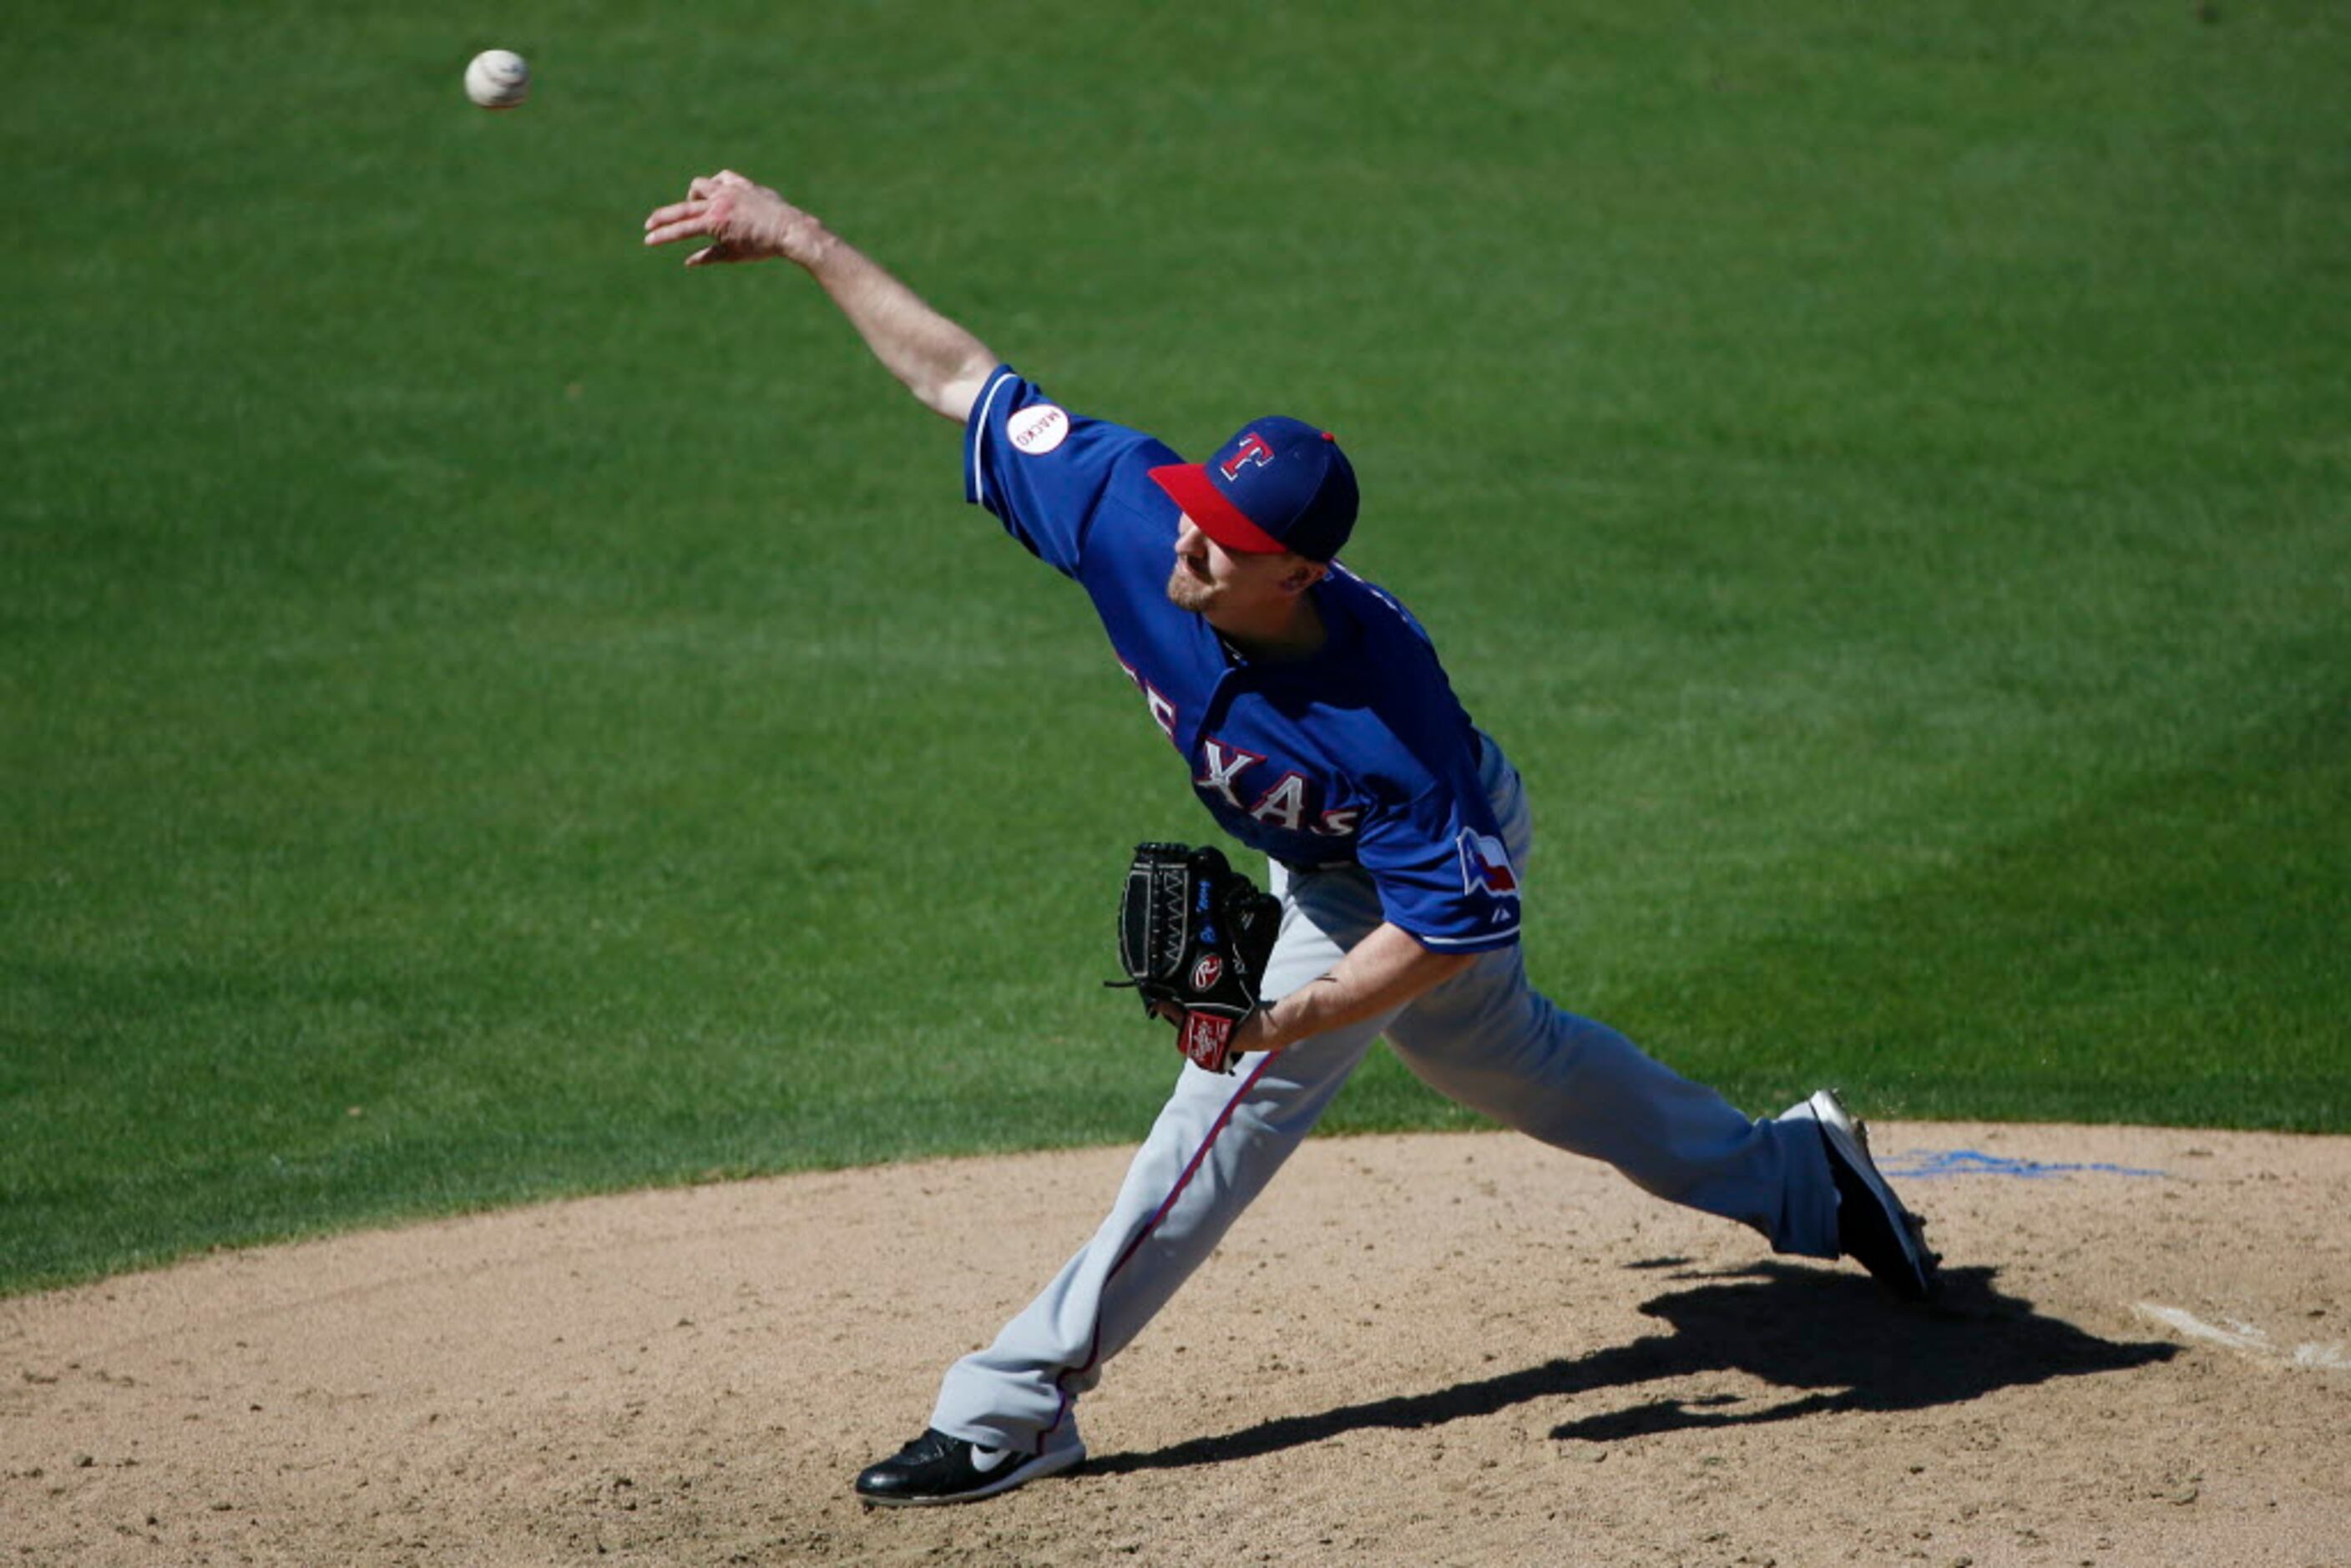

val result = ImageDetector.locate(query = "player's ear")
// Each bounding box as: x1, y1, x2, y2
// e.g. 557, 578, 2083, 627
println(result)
1282, 559, 1327, 595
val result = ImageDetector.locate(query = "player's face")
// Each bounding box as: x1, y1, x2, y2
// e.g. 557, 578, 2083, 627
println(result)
1166, 516, 1307, 622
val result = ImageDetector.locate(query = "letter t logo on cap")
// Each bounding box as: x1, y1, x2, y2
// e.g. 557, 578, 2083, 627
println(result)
1219, 432, 1276, 483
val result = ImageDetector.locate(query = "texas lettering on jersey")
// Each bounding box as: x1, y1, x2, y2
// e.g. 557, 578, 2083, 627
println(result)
1115, 656, 1362, 840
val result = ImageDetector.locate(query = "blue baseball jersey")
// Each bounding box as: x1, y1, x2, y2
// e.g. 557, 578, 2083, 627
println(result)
964, 367, 1522, 953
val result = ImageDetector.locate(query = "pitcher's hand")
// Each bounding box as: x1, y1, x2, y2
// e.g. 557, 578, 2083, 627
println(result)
642, 170, 828, 268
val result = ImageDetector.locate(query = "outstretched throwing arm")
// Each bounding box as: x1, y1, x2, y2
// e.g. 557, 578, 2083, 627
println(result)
643, 169, 998, 424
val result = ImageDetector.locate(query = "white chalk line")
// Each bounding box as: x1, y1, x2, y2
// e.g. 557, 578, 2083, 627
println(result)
2132, 1302, 2350, 1371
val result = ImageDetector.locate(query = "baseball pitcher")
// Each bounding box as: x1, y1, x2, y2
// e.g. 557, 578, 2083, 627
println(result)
642, 170, 1939, 1507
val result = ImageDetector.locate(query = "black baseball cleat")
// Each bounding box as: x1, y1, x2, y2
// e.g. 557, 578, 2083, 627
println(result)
853, 1428, 1086, 1507
1787, 1089, 1941, 1301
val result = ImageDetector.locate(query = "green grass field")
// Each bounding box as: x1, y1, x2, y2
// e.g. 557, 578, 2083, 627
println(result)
5, 0, 2345, 1297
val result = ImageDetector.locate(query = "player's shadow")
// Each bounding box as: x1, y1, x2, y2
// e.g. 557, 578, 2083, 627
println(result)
1085, 1262, 2176, 1474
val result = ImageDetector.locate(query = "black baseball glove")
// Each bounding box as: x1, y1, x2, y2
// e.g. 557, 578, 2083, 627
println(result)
1110, 842, 1282, 1073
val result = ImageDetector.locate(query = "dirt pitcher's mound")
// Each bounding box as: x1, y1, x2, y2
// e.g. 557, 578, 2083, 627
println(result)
3, 1122, 2346, 1567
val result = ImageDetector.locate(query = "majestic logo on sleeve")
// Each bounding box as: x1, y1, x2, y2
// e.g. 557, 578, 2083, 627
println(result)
1009, 403, 1070, 455
1457, 829, 1521, 900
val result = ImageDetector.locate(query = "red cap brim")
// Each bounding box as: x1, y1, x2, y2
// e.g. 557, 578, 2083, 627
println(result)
1148, 463, 1289, 554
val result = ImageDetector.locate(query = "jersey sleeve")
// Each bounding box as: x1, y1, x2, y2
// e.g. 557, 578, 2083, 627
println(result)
963, 366, 1175, 579
1353, 779, 1524, 953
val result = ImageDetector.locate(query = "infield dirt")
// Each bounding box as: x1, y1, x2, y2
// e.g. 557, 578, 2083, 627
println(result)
4, 1121, 2345, 1566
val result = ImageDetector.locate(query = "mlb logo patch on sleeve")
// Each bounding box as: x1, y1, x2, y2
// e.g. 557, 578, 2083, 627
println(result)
1457, 829, 1520, 899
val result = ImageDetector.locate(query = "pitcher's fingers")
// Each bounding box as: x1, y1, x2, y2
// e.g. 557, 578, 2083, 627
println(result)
645, 198, 707, 230
644, 215, 715, 247
681, 243, 731, 267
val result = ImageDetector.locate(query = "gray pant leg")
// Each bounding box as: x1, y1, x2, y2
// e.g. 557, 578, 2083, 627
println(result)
1383, 947, 1838, 1256
929, 867, 1388, 1455
1380, 734, 1838, 1255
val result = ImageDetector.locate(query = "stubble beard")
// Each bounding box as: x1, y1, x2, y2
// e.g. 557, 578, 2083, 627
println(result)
1165, 557, 1214, 615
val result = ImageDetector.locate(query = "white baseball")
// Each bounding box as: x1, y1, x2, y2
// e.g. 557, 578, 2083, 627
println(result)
464, 49, 531, 110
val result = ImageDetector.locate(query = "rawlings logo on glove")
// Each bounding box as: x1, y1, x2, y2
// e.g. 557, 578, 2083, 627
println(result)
1110, 842, 1281, 1073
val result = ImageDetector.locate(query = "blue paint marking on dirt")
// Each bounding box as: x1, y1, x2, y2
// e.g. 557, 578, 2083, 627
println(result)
1879, 1150, 2171, 1181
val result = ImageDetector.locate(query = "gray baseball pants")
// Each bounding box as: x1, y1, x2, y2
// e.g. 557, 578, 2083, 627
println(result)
929, 735, 1841, 1458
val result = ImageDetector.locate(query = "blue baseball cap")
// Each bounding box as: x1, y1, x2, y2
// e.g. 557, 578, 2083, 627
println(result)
1148, 417, 1358, 562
